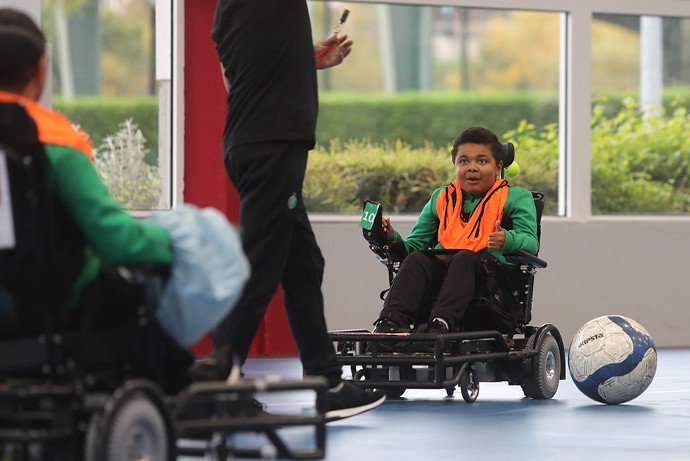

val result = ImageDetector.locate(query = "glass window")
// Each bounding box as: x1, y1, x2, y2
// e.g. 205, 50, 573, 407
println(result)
306, 2, 562, 215
41, 0, 169, 211
591, 14, 690, 215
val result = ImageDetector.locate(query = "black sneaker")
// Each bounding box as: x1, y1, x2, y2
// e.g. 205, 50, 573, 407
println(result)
426, 319, 449, 335
325, 382, 386, 422
214, 392, 270, 419
188, 346, 237, 382
414, 319, 450, 353
369, 319, 410, 353
178, 390, 270, 421
372, 318, 406, 334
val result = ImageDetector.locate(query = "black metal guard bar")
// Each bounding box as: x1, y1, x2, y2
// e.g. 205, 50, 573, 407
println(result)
175, 376, 327, 460
330, 329, 513, 350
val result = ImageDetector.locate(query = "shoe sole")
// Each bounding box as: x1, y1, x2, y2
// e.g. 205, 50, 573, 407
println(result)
325, 394, 387, 422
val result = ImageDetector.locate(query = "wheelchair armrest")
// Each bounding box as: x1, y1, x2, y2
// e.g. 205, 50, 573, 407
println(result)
386, 240, 408, 262
505, 250, 547, 269
362, 200, 408, 266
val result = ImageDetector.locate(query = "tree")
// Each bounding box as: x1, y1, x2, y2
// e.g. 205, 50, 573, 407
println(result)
101, 1, 153, 96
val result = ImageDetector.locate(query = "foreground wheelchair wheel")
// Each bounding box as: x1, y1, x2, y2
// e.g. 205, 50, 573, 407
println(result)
85, 392, 171, 461
522, 332, 561, 400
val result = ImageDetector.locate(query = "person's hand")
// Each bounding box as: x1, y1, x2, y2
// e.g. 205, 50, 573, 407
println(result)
381, 216, 395, 240
487, 220, 506, 250
314, 33, 353, 69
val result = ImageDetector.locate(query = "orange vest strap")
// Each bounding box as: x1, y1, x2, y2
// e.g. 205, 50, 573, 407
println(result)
0, 91, 94, 160
435, 178, 508, 252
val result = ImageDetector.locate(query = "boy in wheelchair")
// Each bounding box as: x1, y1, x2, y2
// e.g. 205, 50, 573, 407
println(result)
0, 8, 245, 387
369, 126, 539, 351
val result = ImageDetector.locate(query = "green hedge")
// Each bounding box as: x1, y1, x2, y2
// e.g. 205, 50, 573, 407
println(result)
304, 140, 454, 213
306, 99, 690, 215
593, 88, 690, 119
51, 92, 690, 215
51, 90, 690, 156
317, 91, 559, 149
53, 96, 159, 156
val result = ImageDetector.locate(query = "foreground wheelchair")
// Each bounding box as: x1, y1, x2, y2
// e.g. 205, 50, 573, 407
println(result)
0, 102, 326, 460
329, 147, 566, 403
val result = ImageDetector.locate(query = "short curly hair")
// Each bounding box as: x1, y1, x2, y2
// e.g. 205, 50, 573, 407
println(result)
450, 126, 503, 165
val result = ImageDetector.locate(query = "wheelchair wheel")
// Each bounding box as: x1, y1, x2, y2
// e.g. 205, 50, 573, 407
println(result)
522, 332, 561, 400
459, 363, 479, 403
446, 365, 465, 397
85, 393, 170, 461
353, 368, 371, 381
84, 412, 103, 461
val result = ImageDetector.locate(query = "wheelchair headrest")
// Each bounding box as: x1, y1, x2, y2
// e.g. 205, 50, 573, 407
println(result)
0, 102, 40, 144
501, 142, 514, 169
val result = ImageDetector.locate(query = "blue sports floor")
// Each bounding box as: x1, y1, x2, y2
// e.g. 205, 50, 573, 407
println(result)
181, 348, 690, 460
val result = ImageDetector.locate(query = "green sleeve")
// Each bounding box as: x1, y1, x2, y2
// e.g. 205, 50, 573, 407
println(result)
389, 187, 442, 253
45, 146, 173, 264
501, 186, 539, 256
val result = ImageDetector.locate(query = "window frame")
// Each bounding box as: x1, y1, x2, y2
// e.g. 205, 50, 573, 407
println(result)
169, 0, 690, 220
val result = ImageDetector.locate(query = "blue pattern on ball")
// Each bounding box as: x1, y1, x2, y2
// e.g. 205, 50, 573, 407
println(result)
575, 315, 655, 403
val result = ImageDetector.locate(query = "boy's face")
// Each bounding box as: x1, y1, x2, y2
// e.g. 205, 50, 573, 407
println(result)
454, 142, 502, 195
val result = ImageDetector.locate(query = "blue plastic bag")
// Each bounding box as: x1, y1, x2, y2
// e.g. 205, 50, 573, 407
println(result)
148, 204, 250, 347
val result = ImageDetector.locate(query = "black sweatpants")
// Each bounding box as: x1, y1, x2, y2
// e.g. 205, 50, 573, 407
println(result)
378, 250, 488, 331
214, 141, 342, 387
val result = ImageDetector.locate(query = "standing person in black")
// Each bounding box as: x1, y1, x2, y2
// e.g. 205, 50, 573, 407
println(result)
210, 0, 386, 422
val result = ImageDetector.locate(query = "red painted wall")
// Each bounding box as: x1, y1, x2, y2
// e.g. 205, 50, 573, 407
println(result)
183, 0, 297, 357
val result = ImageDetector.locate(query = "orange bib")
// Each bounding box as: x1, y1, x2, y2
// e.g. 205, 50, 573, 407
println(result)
435, 178, 508, 251
0, 91, 93, 160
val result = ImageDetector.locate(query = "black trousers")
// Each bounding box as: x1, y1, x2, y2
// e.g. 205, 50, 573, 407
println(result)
378, 250, 489, 331
214, 141, 342, 387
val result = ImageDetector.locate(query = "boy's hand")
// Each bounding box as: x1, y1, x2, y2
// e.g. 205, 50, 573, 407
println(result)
382, 217, 395, 239
487, 220, 506, 250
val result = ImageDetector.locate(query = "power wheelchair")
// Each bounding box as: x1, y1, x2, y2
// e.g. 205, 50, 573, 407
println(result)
0, 102, 327, 460
329, 144, 566, 403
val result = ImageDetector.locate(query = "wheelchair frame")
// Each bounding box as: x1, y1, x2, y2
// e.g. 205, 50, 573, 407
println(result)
0, 316, 328, 461
330, 193, 566, 403
0, 101, 327, 461
330, 323, 565, 403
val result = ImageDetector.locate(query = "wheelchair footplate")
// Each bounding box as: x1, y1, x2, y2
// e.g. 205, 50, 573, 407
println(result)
174, 376, 327, 460
329, 324, 565, 403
